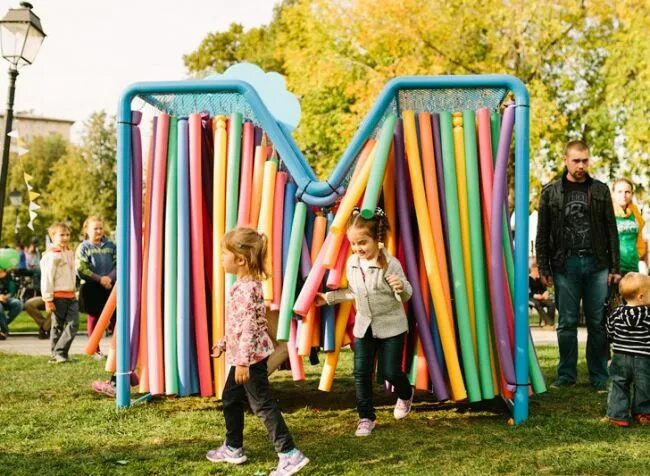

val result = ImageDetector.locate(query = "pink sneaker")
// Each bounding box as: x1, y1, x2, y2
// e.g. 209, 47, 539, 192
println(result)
355, 418, 376, 437
394, 388, 414, 419
270, 448, 309, 475
92, 380, 116, 398
206, 443, 247, 464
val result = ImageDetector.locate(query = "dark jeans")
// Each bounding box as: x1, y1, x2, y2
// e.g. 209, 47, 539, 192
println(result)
554, 256, 609, 384
50, 298, 79, 359
532, 298, 555, 326
607, 353, 650, 420
222, 358, 294, 453
354, 328, 412, 421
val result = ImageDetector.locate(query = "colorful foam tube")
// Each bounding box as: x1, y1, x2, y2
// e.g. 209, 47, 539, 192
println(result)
437, 111, 481, 401
398, 114, 462, 400
129, 111, 143, 371
360, 113, 397, 218
277, 201, 308, 341
330, 142, 377, 234
418, 112, 453, 335
318, 301, 353, 391
211, 115, 228, 398
225, 112, 243, 231
394, 123, 449, 400
282, 182, 298, 274
382, 145, 396, 255
189, 113, 213, 397
271, 171, 288, 311
249, 144, 267, 230
177, 118, 192, 396
488, 105, 516, 392
463, 109, 495, 400
288, 318, 305, 381
257, 159, 278, 301
237, 121, 255, 227
326, 238, 350, 290
164, 117, 179, 396
146, 113, 169, 396
85, 286, 117, 355
293, 233, 333, 317
138, 116, 157, 395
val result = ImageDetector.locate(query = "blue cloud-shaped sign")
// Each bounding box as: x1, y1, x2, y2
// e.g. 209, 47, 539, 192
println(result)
206, 63, 301, 132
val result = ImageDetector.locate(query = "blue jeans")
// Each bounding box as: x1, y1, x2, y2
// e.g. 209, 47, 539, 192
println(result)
554, 255, 609, 384
0, 297, 23, 334
607, 353, 650, 420
354, 329, 412, 421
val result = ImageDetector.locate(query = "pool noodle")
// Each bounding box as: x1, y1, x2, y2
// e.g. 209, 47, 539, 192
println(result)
176, 118, 192, 396
438, 111, 481, 401
318, 301, 353, 391
382, 145, 397, 255
360, 113, 397, 218
189, 113, 213, 397
129, 111, 143, 371
257, 159, 277, 301
163, 117, 179, 395
271, 171, 288, 311
397, 114, 455, 400
463, 109, 494, 400
277, 201, 307, 341
237, 122, 255, 226
212, 115, 228, 398
249, 144, 267, 228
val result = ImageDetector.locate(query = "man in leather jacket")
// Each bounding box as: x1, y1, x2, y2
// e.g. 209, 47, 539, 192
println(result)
536, 140, 621, 391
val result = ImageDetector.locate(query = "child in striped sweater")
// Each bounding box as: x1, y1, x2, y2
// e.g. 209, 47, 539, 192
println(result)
603, 272, 650, 427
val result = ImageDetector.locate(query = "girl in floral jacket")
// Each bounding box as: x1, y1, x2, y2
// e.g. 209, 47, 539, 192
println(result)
207, 227, 309, 476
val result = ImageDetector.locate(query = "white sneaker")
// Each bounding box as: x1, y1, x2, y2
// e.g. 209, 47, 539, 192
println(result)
394, 388, 414, 419
355, 418, 376, 437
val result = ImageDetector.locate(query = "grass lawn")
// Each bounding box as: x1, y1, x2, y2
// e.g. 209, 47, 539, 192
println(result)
1, 345, 648, 475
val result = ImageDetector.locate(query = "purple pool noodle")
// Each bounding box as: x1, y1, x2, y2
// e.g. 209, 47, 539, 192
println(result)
489, 105, 516, 391
200, 113, 214, 218
129, 111, 143, 371
394, 121, 449, 400
254, 126, 263, 147
300, 237, 312, 280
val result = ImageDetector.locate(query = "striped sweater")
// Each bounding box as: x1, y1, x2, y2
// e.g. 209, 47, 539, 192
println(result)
606, 304, 650, 357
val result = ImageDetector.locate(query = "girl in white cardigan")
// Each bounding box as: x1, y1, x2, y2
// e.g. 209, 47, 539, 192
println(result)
316, 208, 413, 437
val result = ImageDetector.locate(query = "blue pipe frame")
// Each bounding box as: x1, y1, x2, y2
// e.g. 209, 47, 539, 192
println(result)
116, 75, 531, 424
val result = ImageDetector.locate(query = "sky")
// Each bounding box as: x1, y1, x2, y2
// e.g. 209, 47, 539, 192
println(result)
0, 0, 277, 126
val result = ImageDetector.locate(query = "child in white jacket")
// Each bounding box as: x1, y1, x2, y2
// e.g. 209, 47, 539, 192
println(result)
41, 223, 78, 363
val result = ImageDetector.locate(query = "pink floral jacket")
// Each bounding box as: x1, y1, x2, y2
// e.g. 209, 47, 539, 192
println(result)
222, 279, 274, 367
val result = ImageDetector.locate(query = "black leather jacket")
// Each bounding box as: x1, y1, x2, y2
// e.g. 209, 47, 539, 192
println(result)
535, 171, 619, 276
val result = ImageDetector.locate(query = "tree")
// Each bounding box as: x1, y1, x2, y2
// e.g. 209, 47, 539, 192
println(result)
2, 135, 69, 245
184, 0, 647, 205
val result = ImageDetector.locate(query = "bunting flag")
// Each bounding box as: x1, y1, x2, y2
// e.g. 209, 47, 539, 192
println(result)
23, 163, 40, 231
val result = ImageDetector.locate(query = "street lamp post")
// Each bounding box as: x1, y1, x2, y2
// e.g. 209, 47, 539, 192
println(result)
0, 2, 45, 243
8, 187, 21, 240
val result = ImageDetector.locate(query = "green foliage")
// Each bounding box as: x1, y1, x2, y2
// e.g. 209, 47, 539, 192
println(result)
184, 0, 649, 206
2, 347, 650, 474
2, 111, 117, 246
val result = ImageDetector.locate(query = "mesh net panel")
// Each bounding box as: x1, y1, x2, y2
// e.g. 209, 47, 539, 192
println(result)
135, 86, 509, 195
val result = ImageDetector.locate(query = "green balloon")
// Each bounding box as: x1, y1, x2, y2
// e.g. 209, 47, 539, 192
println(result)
0, 248, 20, 269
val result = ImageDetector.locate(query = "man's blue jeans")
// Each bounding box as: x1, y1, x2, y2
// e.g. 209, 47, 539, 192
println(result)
0, 297, 23, 334
554, 255, 609, 384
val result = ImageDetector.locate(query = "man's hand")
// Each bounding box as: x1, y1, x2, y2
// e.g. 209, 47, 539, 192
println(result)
99, 276, 113, 289
540, 275, 553, 288
45, 301, 56, 312
0, 294, 8, 303
608, 273, 621, 285
235, 365, 250, 384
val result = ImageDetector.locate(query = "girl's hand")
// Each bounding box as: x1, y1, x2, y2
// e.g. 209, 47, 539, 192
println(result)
385, 274, 403, 294
235, 365, 250, 384
211, 340, 225, 358
314, 293, 327, 307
